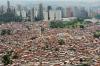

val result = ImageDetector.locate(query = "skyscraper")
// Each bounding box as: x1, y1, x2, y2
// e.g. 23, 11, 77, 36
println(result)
30, 7, 35, 22
47, 6, 52, 20
73, 7, 88, 19
56, 7, 64, 18
0, 5, 4, 15
55, 7, 62, 20
79, 7, 88, 19
37, 3, 44, 21
73, 7, 80, 17
17, 5, 22, 19
7, 1, 11, 13
66, 7, 73, 18
49, 9, 55, 21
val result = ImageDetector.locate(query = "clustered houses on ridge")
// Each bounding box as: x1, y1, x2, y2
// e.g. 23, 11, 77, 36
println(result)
0, 21, 99, 66
0, 0, 100, 66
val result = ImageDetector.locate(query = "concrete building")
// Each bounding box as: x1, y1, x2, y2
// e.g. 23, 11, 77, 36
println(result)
66, 7, 73, 18
55, 10, 62, 20
79, 7, 88, 19
16, 10, 27, 20
30, 7, 35, 22
37, 3, 44, 20
73, 7, 80, 18
73, 7, 88, 19
88, 8, 96, 18
43, 11, 48, 21
49, 10, 55, 21
7, 1, 11, 13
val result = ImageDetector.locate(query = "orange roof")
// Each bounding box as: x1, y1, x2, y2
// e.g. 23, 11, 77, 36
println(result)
14, 48, 24, 53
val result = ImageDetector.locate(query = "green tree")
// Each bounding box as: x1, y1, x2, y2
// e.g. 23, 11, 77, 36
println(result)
2, 52, 12, 66
80, 25, 85, 29
0, 29, 11, 35
93, 30, 100, 38
77, 64, 90, 66
58, 39, 65, 45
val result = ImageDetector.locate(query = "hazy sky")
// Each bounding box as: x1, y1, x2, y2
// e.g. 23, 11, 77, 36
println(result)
1, 0, 100, 7
1, 0, 99, 2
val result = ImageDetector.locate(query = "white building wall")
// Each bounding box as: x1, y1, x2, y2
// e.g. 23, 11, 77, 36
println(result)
49, 10, 55, 21
22, 10, 27, 18
16, 10, 27, 18
43, 11, 48, 21
55, 10, 62, 20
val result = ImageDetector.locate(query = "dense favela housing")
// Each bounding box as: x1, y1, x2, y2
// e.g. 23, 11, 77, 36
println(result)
0, 0, 100, 66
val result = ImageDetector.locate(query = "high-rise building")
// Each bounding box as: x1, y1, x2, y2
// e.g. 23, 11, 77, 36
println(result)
0, 5, 4, 15
49, 10, 55, 21
88, 7, 95, 18
30, 7, 35, 22
73, 7, 80, 17
61, 8, 67, 18
66, 7, 73, 18
56, 7, 64, 18
47, 6, 52, 20
7, 1, 11, 13
37, 3, 44, 21
79, 7, 88, 19
73, 7, 88, 19
34, 7, 38, 19
17, 5, 22, 19
61, 8, 65, 18
43, 10, 48, 21
55, 8, 62, 20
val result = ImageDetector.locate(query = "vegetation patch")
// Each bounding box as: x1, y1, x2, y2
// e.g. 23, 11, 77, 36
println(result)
49, 19, 86, 29
93, 30, 100, 38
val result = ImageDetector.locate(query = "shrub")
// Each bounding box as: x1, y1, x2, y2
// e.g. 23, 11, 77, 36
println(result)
50, 21, 65, 28
93, 30, 100, 38
58, 39, 65, 45
2, 52, 12, 66
0, 29, 11, 35
77, 64, 90, 66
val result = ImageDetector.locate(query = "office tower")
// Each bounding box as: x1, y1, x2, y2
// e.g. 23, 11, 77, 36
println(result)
47, 6, 52, 20
7, 1, 11, 13
56, 7, 64, 18
37, 3, 44, 21
17, 5, 28, 21
61, 8, 65, 18
87, 8, 95, 18
22, 10, 27, 20
55, 7, 62, 20
30, 7, 35, 22
12, 8, 16, 15
17, 5, 22, 18
0, 5, 4, 15
61, 8, 67, 18
12, 8, 16, 21
73, 7, 80, 17
27, 10, 31, 21
49, 9, 55, 21
34, 7, 38, 21
43, 10, 48, 21
66, 7, 73, 17
79, 7, 88, 19
73, 7, 88, 19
